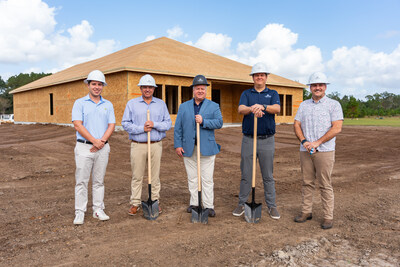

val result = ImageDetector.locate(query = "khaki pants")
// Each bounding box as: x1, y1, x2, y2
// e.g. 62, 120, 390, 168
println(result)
183, 146, 216, 209
300, 151, 335, 220
75, 142, 110, 213
130, 141, 162, 206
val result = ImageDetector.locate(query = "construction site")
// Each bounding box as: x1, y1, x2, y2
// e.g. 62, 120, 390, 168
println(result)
10, 37, 303, 126
1, 37, 399, 266
0, 123, 399, 266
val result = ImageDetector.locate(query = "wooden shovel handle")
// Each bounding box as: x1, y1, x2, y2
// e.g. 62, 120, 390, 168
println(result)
197, 122, 201, 192
252, 115, 257, 188
147, 110, 151, 185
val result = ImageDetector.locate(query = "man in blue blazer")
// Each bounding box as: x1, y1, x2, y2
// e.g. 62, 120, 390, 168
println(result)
174, 75, 223, 217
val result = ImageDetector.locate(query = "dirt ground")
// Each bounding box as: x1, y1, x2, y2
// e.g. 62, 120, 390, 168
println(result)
0, 123, 399, 266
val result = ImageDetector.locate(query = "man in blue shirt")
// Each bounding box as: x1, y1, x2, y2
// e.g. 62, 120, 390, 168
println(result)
71, 70, 116, 225
232, 62, 281, 220
122, 74, 172, 216
174, 75, 223, 217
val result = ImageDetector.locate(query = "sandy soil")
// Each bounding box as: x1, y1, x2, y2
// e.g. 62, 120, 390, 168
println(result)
0, 123, 399, 266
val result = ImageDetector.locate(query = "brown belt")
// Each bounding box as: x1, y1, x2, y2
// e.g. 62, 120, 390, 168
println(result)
131, 140, 160, 144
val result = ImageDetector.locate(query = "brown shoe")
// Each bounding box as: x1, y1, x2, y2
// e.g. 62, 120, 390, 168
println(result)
321, 219, 333, 229
294, 213, 312, 223
128, 205, 140, 216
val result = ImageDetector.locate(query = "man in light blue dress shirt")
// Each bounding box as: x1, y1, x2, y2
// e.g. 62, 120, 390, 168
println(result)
122, 74, 172, 216
71, 70, 116, 225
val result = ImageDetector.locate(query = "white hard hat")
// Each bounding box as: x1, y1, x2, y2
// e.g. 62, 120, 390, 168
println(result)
138, 74, 157, 87
307, 72, 329, 85
250, 62, 270, 76
84, 70, 107, 86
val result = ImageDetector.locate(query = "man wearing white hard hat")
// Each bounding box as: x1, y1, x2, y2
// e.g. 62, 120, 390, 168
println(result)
232, 62, 281, 220
72, 70, 116, 225
293, 72, 343, 229
122, 74, 171, 216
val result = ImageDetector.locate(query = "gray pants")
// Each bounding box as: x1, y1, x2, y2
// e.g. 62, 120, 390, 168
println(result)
238, 135, 276, 208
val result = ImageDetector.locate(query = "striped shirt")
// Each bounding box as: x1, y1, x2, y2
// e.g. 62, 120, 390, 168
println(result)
121, 96, 172, 142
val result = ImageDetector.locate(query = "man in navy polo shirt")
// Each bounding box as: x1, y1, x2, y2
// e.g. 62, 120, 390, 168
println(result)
232, 62, 281, 220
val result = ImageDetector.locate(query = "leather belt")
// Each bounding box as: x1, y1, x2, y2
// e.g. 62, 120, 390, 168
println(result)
132, 140, 160, 144
244, 134, 273, 139
77, 139, 108, 145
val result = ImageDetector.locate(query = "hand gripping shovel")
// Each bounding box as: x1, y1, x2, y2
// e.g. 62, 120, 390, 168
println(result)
244, 115, 262, 223
191, 122, 209, 224
142, 110, 159, 220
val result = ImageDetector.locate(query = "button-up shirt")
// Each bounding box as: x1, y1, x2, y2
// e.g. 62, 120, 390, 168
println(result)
194, 99, 204, 116
193, 99, 204, 145
72, 94, 115, 140
295, 96, 343, 152
121, 96, 172, 142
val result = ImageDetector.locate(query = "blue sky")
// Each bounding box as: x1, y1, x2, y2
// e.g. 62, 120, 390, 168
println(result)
1, 0, 400, 99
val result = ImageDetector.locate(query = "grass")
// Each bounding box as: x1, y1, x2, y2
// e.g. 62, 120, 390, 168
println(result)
343, 116, 400, 127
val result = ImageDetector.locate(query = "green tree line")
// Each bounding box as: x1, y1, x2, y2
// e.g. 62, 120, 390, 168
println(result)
303, 89, 400, 118
0, 72, 51, 114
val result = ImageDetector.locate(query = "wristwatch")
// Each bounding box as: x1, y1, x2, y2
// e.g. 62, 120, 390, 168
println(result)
263, 104, 268, 111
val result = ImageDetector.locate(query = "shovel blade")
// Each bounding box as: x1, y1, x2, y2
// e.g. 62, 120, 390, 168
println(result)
191, 207, 209, 224
244, 202, 262, 223
141, 199, 159, 221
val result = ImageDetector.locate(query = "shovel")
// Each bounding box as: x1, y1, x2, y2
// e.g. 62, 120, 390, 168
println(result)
191, 122, 209, 224
244, 115, 262, 223
142, 110, 159, 220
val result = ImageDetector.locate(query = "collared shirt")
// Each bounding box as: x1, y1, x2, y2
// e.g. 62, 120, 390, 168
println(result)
194, 99, 204, 116
295, 96, 343, 152
239, 87, 280, 135
71, 94, 116, 140
121, 96, 172, 142
193, 99, 204, 145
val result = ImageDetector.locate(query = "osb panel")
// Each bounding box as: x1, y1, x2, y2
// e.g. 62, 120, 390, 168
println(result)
13, 72, 128, 124
268, 85, 303, 124
232, 84, 248, 123
13, 70, 302, 126
213, 83, 233, 123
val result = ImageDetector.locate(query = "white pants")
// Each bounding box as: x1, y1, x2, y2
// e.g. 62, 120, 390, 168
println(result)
183, 147, 215, 209
74, 142, 110, 213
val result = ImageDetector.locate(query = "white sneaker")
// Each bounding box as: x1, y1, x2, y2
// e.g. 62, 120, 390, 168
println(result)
93, 209, 110, 221
73, 212, 84, 225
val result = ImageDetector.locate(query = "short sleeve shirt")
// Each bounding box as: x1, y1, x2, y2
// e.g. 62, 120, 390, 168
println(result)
71, 94, 116, 140
295, 96, 343, 152
239, 88, 280, 135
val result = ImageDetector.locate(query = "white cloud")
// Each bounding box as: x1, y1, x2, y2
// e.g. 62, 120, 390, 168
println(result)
194, 32, 232, 55
186, 23, 400, 98
167, 25, 184, 39
327, 44, 400, 94
145, 35, 156, 42
0, 0, 117, 73
234, 24, 323, 82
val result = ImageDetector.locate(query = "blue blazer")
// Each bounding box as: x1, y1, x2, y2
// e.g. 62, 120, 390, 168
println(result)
174, 99, 223, 157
